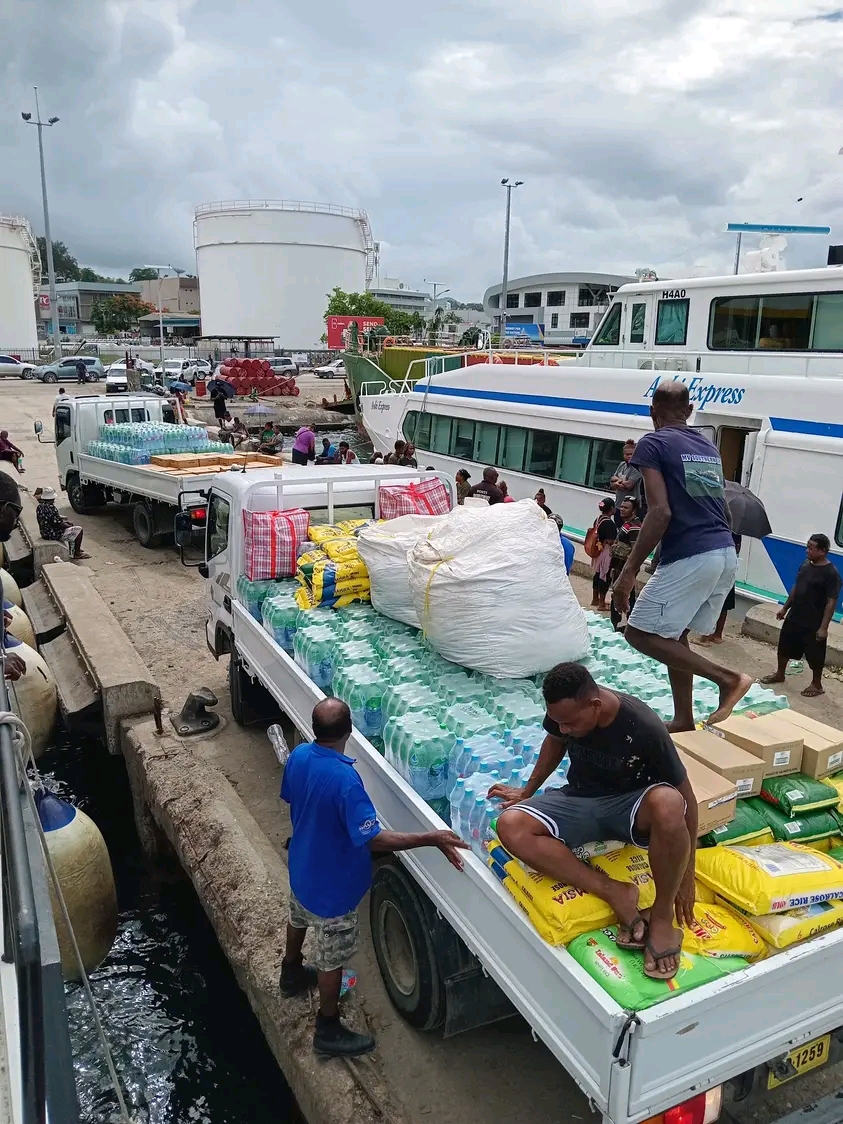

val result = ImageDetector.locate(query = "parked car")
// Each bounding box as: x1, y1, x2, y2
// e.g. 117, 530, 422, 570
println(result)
268, 357, 298, 376
0, 354, 37, 379
35, 355, 105, 383
153, 358, 205, 385
313, 358, 346, 379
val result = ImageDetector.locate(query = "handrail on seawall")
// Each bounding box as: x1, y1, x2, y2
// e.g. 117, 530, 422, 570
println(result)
0, 672, 78, 1124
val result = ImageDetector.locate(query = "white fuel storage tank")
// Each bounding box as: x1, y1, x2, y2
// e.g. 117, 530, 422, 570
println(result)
0, 215, 40, 350
194, 200, 374, 347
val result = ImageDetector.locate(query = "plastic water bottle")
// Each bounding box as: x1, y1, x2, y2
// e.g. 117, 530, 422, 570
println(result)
493, 756, 513, 781
447, 737, 465, 784
459, 782, 476, 841
463, 752, 482, 779
469, 795, 487, 857
521, 743, 535, 768
502, 728, 513, 748
449, 778, 466, 833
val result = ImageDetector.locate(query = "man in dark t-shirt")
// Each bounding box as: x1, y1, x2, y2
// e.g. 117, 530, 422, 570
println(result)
467, 466, 505, 505
761, 534, 842, 698
491, 663, 697, 983
612, 380, 751, 731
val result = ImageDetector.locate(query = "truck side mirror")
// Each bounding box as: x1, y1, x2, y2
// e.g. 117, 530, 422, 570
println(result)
33, 421, 43, 435
174, 511, 193, 547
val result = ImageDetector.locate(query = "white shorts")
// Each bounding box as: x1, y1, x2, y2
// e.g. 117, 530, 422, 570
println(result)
627, 546, 737, 640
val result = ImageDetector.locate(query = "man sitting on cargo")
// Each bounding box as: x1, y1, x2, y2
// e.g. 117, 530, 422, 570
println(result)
490, 662, 697, 982
279, 698, 467, 1057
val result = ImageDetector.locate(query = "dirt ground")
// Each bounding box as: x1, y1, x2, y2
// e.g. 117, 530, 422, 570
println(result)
7, 379, 843, 1124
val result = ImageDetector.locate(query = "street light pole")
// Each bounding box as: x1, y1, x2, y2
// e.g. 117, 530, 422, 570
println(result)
146, 265, 170, 370
499, 178, 523, 342
423, 280, 450, 341
22, 88, 61, 358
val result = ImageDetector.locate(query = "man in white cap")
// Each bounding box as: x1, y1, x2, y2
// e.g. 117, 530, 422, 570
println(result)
35, 487, 90, 560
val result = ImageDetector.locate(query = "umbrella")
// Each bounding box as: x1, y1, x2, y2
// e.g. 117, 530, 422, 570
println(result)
167, 380, 191, 392
208, 378, 236, 399
724, 480, 772, 538
244, 404, 276, 415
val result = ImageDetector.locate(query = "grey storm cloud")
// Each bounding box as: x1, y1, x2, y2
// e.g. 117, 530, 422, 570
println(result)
2, 0, 843, 292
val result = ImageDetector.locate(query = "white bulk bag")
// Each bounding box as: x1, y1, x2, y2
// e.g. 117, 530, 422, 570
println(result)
407, 500, 588, 677
358, 514, 447, 626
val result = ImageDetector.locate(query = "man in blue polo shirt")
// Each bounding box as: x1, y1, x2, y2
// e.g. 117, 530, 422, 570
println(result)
280, 697, 467, 1057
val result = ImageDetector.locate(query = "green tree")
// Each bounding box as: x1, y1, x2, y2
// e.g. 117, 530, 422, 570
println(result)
37, 237, 80, 282
90, 293, 154, 334
324, 286, 392, 319
129, 267, 159, 281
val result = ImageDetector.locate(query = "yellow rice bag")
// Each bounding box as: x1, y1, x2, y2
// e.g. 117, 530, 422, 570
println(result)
500, 875, 568, 945
824, 773, 843, 810
487, 844, 614, 944
308, 524, 344, 544
294, 586, 316, 610
748, 899, 843, 949
336, 519, 369, 535
682, 902, 767, 961
695, 880, 718, 905
695, 843, 843, 915
590, 846, 656, 910
322, 537, 361, 564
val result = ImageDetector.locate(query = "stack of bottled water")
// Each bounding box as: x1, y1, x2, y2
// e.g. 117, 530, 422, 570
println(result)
261, 587, 301, 651
88, 422, 218, 459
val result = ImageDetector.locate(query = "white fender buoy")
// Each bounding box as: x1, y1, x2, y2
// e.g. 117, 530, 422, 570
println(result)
5, 640, 57, 758
4, 599, 35, 649
35, 792, 117, 980
0, 568, 22, 608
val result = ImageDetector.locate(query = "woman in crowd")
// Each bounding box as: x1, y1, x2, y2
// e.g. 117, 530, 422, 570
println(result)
499, 480, 515, 502
609, 496, 643, 632
588, 497, 616, 612
455, 468, 471, 505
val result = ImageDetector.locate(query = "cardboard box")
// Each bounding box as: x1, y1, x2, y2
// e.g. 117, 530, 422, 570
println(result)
676, 750, 737, 835
671, 729, 765, 798
761, 711, 843, 779
711, 714, 803, 777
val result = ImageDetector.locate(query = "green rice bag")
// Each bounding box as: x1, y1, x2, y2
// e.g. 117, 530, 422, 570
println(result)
753, 798, 840, 844
700, 798, 775, 848
760, 774, 839, 817
828, 846, 843, 862
567, 927, 747, 1011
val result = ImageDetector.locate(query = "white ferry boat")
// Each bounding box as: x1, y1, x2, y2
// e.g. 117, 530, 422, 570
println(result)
359, 267, 843, 609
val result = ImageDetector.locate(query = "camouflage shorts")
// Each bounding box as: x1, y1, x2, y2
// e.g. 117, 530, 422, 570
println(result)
289, 892, 359, 972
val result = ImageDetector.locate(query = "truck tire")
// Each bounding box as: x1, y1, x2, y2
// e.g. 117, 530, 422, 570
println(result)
132, 501, 161, 548
370, 861, 445, 1031
67, 473, 96, 515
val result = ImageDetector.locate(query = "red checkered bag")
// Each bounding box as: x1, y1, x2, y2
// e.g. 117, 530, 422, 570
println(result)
378, 478, 451, 520
243, 508, 310, 580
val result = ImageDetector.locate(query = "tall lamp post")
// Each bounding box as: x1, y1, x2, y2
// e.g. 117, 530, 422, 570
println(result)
146, 266, 172, 371
21, 88, 61, 359
424, 279, 450, 342
499, 178, 523, 341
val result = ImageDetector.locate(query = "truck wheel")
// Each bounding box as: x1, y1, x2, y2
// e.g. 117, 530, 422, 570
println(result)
133, 502, 161, 548
67, 474, 90, 515
370, 861, 445, 1031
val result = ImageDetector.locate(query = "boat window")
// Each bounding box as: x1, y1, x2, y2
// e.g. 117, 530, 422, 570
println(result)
708, 296, 760, 350
473, 422, 500, 463
402, 411, 418, 442
588, 438, 626, 491
591, 303, 621, 346
429, 414, 452, 454
207, 493, 230, 560
499, 427, 527, 472
414, 412, 432, 447
526, 431, 559, 476
452, 419, 475, 458
758, 294, 813, 350
655, 299, 689, 345
629, 302, 646, 344
556, 435, 590, 485
813, 293, 843, 350
547, 291, 566, 307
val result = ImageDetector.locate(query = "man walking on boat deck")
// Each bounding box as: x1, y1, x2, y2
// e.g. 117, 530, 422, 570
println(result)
611, 380, 751, 730
279, 698, 467, 1057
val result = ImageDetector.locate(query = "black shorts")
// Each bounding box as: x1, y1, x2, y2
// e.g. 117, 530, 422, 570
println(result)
511, 784, 681, 850
779, 618, 828, 673
291, 449, 309, 465
722, 585, 736, 613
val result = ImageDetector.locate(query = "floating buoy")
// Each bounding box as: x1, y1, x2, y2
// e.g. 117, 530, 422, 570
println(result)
6, 641, 57, 758
0, 568, 22, 608
4, 598, 35, 648
35, 792, 117, 980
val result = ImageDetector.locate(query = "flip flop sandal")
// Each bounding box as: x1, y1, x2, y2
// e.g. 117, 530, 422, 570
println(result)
643, 939, 682, 981
616, 914, 649, 951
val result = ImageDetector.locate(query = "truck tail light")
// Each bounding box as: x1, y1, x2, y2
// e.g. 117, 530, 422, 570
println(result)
190, 507, 207, 523
642, 1087, 722, 1124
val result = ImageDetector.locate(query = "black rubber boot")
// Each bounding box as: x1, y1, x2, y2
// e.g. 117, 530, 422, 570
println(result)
313, 1013, 375, 1057
279, 959, 318, 998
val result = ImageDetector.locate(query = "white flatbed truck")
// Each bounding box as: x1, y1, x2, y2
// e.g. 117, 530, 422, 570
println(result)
177, 466, 843, 1124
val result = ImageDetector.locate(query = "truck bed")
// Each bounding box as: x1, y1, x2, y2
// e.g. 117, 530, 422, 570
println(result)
234, 602, 843, 1124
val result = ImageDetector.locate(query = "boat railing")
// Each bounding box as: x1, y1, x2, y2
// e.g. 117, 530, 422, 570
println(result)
0, 674, 78, 1124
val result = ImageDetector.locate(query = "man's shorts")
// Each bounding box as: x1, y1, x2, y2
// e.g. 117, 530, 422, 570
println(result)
511, 784, 681, 849
627, 546, 737, 640
779, 618, 828, 673
288, 892, 359, 972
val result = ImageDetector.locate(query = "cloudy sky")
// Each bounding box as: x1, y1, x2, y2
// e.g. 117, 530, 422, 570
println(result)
2, 0, 843, 299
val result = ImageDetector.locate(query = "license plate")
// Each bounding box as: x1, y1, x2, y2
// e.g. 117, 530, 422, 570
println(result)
768, 1034, 831, 1089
